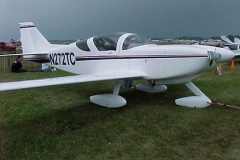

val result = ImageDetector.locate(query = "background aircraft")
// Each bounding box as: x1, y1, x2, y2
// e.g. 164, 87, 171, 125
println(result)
0, 40, 16, 53
234, 37, 240, 44
0, 22, 235, 108
221, 36, 240, 57
221, 36, 234, 46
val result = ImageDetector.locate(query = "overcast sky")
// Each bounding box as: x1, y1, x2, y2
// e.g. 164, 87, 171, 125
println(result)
1, 0, 240, 41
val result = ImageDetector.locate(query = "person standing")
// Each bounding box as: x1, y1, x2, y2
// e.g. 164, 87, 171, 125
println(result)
124, 79, 133, 89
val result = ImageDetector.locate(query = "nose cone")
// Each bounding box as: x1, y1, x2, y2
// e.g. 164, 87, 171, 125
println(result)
215, 47, 235, 62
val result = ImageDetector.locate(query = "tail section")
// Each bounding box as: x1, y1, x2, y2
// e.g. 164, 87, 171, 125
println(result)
220, 35, 233, 45
20, 22, 54, 53
234, 37, 240, 44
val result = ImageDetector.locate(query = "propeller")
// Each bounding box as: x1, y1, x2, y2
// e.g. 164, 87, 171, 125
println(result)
207, 49, 221, 66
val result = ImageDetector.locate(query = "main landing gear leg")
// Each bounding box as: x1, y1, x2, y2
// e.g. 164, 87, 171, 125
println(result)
148, 80, 155, 87
175, 81, 211, 108
113, 80, 121, 95
90, 80, 126, 108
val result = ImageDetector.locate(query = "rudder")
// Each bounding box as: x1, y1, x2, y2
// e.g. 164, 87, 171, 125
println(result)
19, 22, 52, 53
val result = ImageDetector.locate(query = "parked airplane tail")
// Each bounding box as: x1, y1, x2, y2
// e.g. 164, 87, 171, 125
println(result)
234, 37, 240, 43
220, 35, 233, 45
19, 22, 65, 63
20, 22, 53, 53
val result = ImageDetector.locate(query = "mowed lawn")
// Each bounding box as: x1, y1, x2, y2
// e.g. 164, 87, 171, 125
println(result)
0, 62, 240, 160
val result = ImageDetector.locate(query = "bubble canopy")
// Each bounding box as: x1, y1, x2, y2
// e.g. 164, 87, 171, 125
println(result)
76, 33, 154, 51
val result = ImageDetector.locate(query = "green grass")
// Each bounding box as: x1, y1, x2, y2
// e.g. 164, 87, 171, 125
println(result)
0, 63, 240, 160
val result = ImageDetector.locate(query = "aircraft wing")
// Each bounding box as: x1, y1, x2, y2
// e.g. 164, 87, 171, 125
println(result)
0, 71, 145, 91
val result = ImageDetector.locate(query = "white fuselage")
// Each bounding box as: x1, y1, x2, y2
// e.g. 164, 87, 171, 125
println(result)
24, 33, 233, 84
47, 45, 215, 83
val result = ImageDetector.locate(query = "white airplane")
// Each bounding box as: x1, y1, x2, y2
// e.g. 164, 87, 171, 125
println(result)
221, 36, 240, 56
0, 22, 235, 108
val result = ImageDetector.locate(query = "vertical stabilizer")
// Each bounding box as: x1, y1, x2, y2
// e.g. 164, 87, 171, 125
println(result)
220, 35, 233, 45
19, 22, 52, 53
234, 37, 240, 44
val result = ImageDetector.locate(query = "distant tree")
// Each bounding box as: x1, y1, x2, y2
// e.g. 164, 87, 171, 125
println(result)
176, 36, 203, 40
151, 38, 161, 41
210, 36, 221, 40
191, 37, 204, 40
176, 36, 188, 40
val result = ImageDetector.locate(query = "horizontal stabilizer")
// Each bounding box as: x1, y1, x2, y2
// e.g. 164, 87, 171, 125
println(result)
0, 52, 49, 57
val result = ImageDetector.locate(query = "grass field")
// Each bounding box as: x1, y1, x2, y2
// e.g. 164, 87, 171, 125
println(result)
0, 62, 240, 160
